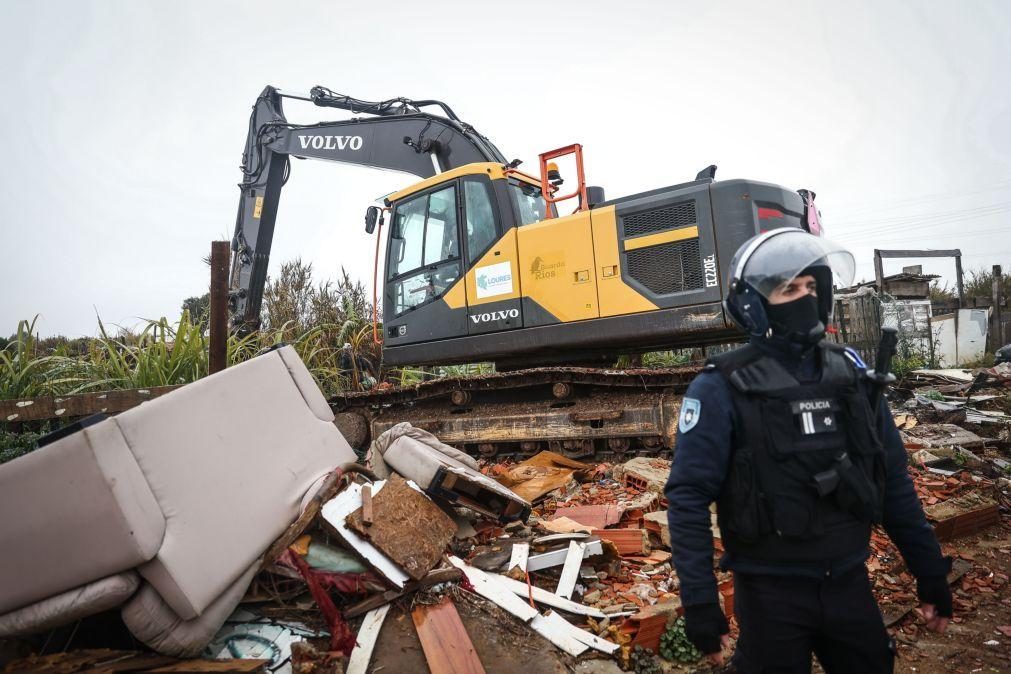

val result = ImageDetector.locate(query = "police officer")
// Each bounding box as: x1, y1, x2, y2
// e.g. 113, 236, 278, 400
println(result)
664, 229, 952, 673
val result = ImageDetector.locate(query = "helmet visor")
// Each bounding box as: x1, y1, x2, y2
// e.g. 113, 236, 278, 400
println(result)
737, 230, 855, 299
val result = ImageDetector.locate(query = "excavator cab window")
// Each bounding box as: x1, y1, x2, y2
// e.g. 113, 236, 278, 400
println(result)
509, 181, 551, 225
388, 184, 462, 315
463, 177, 498, 264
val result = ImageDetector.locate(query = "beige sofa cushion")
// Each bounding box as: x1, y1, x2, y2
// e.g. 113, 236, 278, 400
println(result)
120, 346, 354, 619
0, 572, 140, 637
0, 420, 165, 614
122, 561, 259, 657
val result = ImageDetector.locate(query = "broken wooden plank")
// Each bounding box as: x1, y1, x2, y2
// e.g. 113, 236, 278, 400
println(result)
555, 541, 585, 599
412, 597, 486, 674
448, 556, 539, 622
526, 539, 603, 572
528, 612, 589, 657
346, 604, 391, 674
2, 650, 185, 673
320, 481, 410, 588
450, 556, 607, 657
532, 532, 590, 545
489, 574, 610, 619
361, 484, 373, 526
0, 385, 183, 423
346, 475, 456, 580
506, 542, 529, 580
542, 612, 620, 654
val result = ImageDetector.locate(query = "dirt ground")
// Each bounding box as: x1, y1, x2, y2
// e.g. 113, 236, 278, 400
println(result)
887, 524, 1011, 674
368, 586, 575, 674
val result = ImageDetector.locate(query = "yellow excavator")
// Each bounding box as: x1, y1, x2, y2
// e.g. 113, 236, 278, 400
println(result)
229, 85, 825, 459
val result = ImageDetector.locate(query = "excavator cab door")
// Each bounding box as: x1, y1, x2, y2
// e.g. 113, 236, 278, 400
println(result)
461, 176, 523, 335
383, 183, 470, 347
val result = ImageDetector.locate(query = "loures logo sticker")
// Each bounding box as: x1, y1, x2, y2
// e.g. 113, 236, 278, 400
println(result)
475, 261, 513, 299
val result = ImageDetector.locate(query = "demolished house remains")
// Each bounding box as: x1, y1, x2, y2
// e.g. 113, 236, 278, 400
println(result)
0, 347, 1009, 673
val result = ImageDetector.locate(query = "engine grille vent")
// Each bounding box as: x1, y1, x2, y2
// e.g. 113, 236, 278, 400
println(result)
627, 238, 704, 295
622, 201, 697, 237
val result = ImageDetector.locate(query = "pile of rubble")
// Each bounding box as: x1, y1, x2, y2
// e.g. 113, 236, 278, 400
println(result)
870, 364, 1011, 668
2, 353, 1009, 673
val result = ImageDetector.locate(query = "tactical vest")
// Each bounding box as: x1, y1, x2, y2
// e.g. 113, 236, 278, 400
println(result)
710, 342, 886, 563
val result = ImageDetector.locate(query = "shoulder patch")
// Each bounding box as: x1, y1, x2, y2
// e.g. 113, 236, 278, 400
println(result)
679, 397, 702, 433
843, 347, 867, 370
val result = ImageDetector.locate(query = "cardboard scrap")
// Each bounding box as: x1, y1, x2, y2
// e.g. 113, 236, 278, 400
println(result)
893, 412, 918, 430
495, 451, 591, 502
346, 475, 457, 581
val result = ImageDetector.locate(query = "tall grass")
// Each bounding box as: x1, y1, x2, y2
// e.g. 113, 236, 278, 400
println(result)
0, 317, 102, 398
0, 312, 359, 401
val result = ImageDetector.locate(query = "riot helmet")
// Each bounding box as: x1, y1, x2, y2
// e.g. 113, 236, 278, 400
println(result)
725, 228, 855, 340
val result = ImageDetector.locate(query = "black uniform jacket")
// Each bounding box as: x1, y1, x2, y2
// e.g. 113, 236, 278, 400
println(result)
664, 336, 949, 607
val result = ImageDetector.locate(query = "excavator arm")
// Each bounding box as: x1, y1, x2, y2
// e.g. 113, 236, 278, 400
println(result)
229, 85, 508, 331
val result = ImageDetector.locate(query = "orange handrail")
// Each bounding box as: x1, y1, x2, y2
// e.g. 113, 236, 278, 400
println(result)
539, 144, 588, 219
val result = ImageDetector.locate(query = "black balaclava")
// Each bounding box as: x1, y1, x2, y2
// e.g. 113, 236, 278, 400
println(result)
762, 266, 827, 344
764, 294, 823, 343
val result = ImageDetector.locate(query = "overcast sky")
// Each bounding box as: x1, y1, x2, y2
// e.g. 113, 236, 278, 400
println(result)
2, 0, 1009, 337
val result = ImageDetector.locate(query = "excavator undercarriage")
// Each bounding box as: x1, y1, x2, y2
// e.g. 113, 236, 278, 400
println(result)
331, 365, 701, 461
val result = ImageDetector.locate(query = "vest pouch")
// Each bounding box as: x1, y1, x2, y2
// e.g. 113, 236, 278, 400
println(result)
722, 450, 768, 542
837, 389, 886, 523
769, 490, 817, 538
832, 453, 880, 522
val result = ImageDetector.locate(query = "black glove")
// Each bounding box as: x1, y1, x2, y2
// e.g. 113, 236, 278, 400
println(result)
684, 603, 730, 655
916, 575, 953, 618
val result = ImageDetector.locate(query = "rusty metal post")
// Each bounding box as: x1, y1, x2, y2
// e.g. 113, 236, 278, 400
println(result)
209, 241, 230, 375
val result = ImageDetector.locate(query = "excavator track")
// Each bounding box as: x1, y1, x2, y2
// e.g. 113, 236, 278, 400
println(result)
330, 366, 701, 461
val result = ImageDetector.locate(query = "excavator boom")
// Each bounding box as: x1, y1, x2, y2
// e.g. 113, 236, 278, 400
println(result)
230, 86, 506, 330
